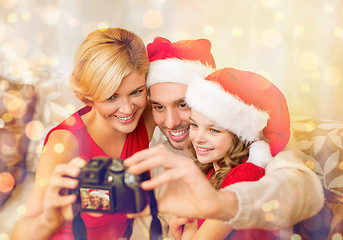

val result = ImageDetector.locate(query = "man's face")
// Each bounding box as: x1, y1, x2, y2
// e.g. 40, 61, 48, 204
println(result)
149, 83, 191, 150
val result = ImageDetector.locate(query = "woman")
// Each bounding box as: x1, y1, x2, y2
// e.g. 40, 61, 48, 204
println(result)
11, 28, 155, 240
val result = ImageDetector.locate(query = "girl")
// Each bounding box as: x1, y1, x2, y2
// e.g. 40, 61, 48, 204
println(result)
11, 28, 155, 240
180, 67, 290, 239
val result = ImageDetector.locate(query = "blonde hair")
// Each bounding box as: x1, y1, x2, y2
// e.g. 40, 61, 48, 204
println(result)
69, 28, 149, 104
184, 133, 250, 190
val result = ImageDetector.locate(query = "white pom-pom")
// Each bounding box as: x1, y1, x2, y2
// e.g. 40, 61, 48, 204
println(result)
247, 140, 273, 168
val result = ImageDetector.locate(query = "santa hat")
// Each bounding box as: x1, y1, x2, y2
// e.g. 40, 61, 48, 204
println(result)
185, 68, 290, 168
146, 37, 216, 88
89, 189, 99, 196
101, 192, 110, 201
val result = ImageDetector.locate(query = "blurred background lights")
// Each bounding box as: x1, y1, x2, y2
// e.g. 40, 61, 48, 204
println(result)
9, 58, 29, 77
3, 90, 27, 118
7, 13, 17, 23
2, 113, 13, 122
0, 119, 4, 128
25, 120, 45, 141
294, 25, 304, 37
270, 200, 279, 209
97, 22, 109, 30
306, 160, 315, 170
334, 27, 343, 39
0, 233, 9, 240
323, 66, 342, 87
339, 161, 343, 170
69, 17, 79, 28
260, 0, 279, 8
54, 143, 65, 154
290, 234, 302, 240
204, 25, 215, 36
21, 11, 31, 22
65, 104, 76, 114
232, 27, 243, 38
300, 83, 311, 93
323, 4, 334, 14
17, 205, 27, 215
0, 172, 15, 193
300, 51, 319, 71
332, 233, 343, 240
274, 11, 284, 21
143, 9, 163, 29
40, 6, 61, 25
264, 212, 274, 222
38, 177, 49, 187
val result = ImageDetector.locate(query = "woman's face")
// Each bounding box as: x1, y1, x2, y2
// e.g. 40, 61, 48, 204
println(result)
93, 71, 147, 134
189, 110, 234, 165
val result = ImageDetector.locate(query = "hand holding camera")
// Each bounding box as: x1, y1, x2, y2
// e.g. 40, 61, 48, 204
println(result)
70, 156, 149, 214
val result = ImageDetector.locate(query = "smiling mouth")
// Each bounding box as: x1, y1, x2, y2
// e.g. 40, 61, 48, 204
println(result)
168, 128, 189, 141
114, 112, 135, 122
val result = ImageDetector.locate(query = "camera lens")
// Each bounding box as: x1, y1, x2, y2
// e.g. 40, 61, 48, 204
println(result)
124, 171, 140, 189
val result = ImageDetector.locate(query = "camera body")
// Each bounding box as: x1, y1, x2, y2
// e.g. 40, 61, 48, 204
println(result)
70, 156, 149, 214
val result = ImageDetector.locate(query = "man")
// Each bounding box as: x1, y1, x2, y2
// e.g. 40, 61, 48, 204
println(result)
129, 37, 324, 239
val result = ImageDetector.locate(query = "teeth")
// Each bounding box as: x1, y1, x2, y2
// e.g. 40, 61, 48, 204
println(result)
197, 146, 211, 151
170, 129, 187, 136
116, 114, 133, 120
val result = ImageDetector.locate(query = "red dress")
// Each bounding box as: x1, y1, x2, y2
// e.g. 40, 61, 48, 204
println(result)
198, 162, 280, 240
43, 106, 149, 240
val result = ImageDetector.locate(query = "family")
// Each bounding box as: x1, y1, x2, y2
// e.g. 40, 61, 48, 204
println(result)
11, 28, 323, 239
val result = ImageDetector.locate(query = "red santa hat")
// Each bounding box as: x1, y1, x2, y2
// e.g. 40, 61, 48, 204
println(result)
101, 192, 110, 201
88, 189, 99, 196
185, 68, 290, 168
146, 37, 216, 88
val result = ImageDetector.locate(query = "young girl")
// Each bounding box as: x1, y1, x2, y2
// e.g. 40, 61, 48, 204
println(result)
180, 67, 290, 239
11, 28, 155, 240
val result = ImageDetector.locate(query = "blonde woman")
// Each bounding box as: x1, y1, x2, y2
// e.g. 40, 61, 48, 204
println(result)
11, 28, 155, 240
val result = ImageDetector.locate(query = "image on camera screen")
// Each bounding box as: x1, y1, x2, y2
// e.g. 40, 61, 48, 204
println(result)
80, 187, 111, 211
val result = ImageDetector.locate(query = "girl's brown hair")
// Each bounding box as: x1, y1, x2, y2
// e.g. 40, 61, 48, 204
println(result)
184, 133, 251, 190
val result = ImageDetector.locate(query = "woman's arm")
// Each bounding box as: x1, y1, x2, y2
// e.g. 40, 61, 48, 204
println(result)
11, 130, 83, 240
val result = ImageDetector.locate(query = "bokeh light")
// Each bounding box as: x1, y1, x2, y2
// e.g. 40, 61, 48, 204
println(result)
334, 27, 343, 39
323, 4, 334, 14
264, 212, 274, 222
323, 66, 342, 87
2, 113, 13, 122
0, 119, 4, 128
40, 6, 61, 25
21, 11, 31, 22
204, 25, 215, 36
25, 120, 45, 141
332, 233, 343, 240
232, 27, 243, 38
305, 160, 315, 170
339, 161, 343, 170
7, 13, 18, 23
300, 83, 311, 93
274, 11, 284, 21
65, 116, 76, 127
38, 177, 49, 187
260, 0, 279, 8
0, 233, 9, 240
54, 143, 65, 154
270, 200, 279, 209
0, 172, 15, 193
299, 51, 319, 71
69, 17, 79, 28
97, 22, 109, 30
143, 9, 163, 29
3, 90, 27, 118
17, 205, 27, 215
291, 234, 302, 240
294, 25, 304, 37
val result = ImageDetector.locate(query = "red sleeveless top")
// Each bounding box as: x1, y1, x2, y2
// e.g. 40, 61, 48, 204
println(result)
198, 163, 280, 240
44, 106, 149, 240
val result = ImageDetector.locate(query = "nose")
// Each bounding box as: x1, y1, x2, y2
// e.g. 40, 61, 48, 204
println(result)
164, 109, 182, 129
193, 128, 206, 144
119, 97, 134, 114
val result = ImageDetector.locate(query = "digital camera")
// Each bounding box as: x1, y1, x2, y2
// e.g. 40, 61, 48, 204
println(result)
70, 156, 149, 214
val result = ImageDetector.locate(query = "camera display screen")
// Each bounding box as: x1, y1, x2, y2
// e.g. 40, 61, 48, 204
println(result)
80, 187, 111, 211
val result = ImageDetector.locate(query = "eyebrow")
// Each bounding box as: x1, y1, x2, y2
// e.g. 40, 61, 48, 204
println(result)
150, 98, 186, 105
112, 84, 146, 97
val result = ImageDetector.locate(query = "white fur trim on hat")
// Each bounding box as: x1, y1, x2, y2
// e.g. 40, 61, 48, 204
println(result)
147, 58, 215, 88
186, 77, 270, 143
247, 140, 273, 168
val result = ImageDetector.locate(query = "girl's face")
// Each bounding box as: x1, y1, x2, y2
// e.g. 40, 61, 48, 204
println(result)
93, 71, 147, 134
189, 110, 234, 165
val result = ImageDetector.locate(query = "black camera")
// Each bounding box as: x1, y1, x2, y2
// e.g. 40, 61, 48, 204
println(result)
70, 156, 149, 214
